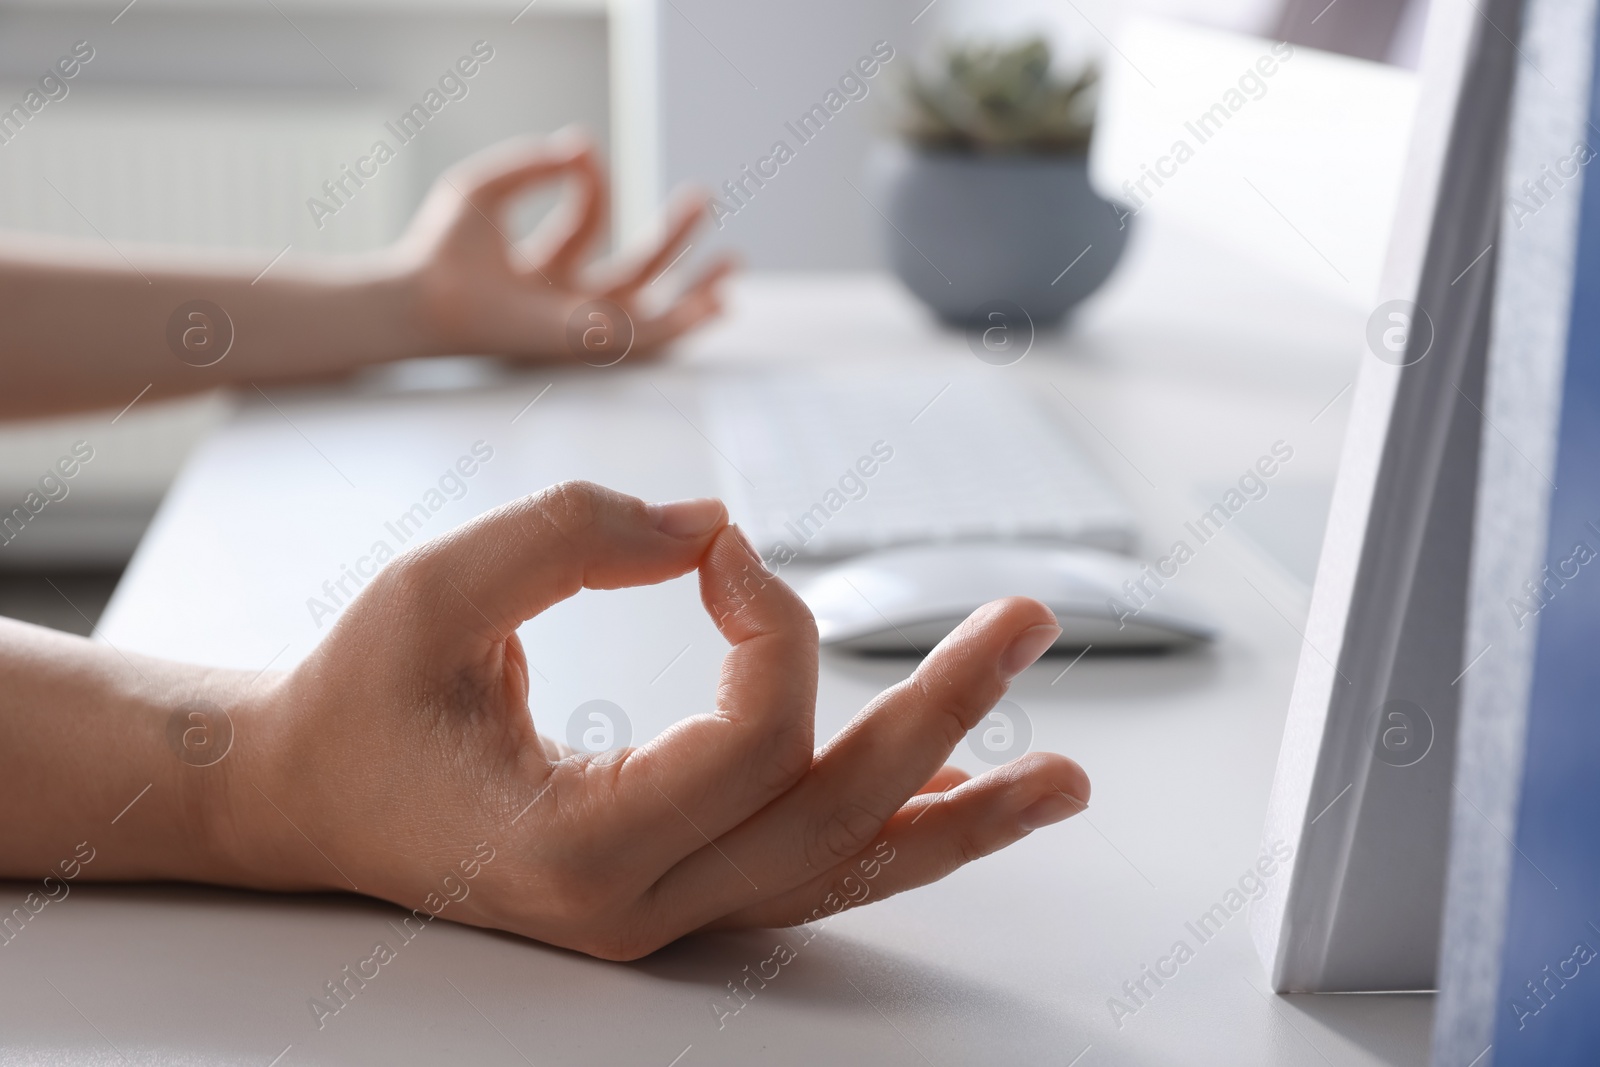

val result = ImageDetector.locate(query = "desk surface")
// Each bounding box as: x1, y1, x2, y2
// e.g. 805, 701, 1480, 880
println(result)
4, 221, 1433, 1065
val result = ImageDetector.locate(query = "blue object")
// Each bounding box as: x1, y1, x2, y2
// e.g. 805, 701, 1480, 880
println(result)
1486, 15, 1600, 1062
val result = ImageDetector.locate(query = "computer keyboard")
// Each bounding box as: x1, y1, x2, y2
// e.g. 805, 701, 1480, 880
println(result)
701, 373, 1137, 561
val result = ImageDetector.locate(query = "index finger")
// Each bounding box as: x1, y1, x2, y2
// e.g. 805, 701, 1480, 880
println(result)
447, 134, 593, 213
360, 481, 727, 665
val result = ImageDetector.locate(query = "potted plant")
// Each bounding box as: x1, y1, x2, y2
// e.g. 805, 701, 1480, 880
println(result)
869, 38, 1130, 330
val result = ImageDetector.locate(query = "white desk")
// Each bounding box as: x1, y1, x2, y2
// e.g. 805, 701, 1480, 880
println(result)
4, 220, 1433, 1065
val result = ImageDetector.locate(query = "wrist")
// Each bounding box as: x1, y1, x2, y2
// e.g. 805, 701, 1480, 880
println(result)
337, 249, 439, 368
203, 673, 340, 892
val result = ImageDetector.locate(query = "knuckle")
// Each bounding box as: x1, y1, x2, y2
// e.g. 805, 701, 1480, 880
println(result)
955, 829, 989, 867
936, 703, 975, 754
806, 800, 884, 872
375, 544, 446, 614
753, 720, 814, 795
530, 479, 608, 538
909, 668, 1000, 751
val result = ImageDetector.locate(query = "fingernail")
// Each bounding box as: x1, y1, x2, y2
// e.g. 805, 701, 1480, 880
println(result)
649, 497, 725, 538
999, 623, 1061, 680
1017, 791, 1087, 832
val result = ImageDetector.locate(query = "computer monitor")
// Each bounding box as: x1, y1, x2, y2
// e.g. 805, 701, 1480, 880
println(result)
1249, 0, 1561, 1010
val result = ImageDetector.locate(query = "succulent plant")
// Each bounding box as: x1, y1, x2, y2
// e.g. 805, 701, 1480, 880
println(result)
901, 37, 1097, 155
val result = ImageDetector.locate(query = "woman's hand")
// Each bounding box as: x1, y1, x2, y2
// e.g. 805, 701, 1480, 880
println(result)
0, 131, 733, 418
0, 130, 726, 422
216, 482, 1090, 960
397, 134, 735, 367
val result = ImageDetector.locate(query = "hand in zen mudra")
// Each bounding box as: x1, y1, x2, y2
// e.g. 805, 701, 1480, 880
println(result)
398, 134, 735, 366
3, 131, 733, 418
205, 484, 1091, 957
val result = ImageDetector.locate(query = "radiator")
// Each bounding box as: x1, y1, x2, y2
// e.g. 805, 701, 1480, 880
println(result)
0, 91, 411, 253
0, 92, 412, 567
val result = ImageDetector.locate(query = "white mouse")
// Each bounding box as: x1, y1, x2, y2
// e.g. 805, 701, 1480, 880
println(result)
797, 542, 1216, 654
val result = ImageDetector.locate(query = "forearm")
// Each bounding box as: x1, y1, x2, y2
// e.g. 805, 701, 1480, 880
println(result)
0, 235, 431, 419
0, 615, 292, 887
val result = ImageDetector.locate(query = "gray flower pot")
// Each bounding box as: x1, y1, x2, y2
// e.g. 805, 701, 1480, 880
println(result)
867, 142, 1131, 328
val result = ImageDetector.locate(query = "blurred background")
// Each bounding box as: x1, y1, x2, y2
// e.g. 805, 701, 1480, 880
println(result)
0, 0, 1427, 629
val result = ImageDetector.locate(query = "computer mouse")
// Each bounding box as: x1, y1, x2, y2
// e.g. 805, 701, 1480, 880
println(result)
797, 542, 1216, 654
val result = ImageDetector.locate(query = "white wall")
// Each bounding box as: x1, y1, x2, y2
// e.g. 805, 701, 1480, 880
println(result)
628, 0, 1295, 271
643, 0, 936, 270
1092, 19, 1417, 308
